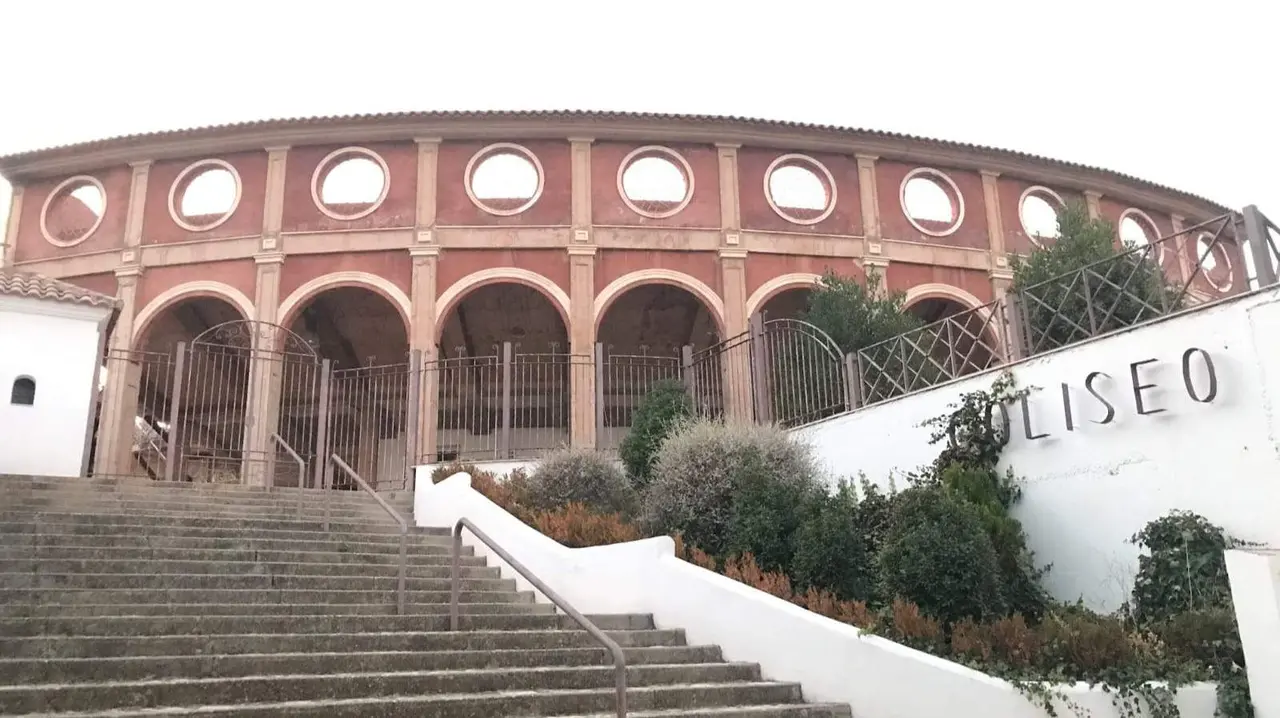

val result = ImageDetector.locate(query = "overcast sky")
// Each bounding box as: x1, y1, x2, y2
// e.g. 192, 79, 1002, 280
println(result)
2, 0, 1276, 240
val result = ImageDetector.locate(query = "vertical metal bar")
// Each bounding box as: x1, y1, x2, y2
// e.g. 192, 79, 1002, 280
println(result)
315, 360, 332, 492
406, 351, 422, 487
594, 343, 606, 448
944, 319, 958, 379
450, 524, 462, 632
500, 342, 513, 460
1081, 272, 1099, 336
843, 352, 859, 411
164, 342, 187, 482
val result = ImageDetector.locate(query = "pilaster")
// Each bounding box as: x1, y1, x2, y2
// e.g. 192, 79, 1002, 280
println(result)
980, 169, 1011, 279
260, 146, 289, 252
1084, 190, 1103, 221
1170, 214, 1192, 284
244, 252, 285, 486
94, 265, 144, 477
414, 138, 440, 244
568, 244, 597, 448
719, 248, 752, 421
1, 185, 23, 268
410, 245, 440, 460
856, 155, 880, 240
123, 161, 151, 249
570, 138, 594, 234
716, 143, 741, 234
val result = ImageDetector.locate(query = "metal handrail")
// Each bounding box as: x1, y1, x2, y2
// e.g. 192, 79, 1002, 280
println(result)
269, 432, 307, 521
330, 454, 408, 615
450, 517, 627, 718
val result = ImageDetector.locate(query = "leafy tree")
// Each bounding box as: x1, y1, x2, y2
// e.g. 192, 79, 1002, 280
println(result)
802, 267, 923, 355
1011, 201, 1181, 354
619, 379, 693, 489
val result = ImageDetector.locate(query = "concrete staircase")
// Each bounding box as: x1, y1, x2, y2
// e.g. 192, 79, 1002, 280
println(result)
0, 476, 851, 717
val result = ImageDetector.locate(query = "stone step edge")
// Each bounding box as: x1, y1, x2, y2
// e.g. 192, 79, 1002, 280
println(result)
0, 682, 801, 716
3, 662, 758, 691
0, 628, 677, 641
0, 603, 551, 615
0, 645, 713, 665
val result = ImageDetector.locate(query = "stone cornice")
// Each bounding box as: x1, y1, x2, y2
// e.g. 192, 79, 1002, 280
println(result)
0, 114, 1229, 220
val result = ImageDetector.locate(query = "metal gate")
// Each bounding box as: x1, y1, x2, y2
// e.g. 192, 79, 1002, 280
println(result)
168, 320, 323, 486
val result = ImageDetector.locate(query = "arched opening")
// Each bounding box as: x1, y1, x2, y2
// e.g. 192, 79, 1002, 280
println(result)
596, 283, 720, 450
437, 282, 570, 461
106, 296, 249, 482
755, 287, 813, 322
904, 296, 999, 381
286, 286, 410, 490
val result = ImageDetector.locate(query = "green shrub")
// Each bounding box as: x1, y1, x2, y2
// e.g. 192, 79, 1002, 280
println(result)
1130, 510, 1235, 625
619, 379, 693, 488
790, 480, 873, 602
642, 419, 824, 560
877, 487, 1005, 624
526, 447, 635, 516
1153, 607, 1244, 670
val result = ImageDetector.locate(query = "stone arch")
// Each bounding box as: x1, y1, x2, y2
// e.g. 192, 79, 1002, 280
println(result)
278, 271, 412, 332
132, 281, 254, 346
436, 267, 571, 336
746, 272, 823, 318
593, 269, 726, 335
903, 283, 991, 323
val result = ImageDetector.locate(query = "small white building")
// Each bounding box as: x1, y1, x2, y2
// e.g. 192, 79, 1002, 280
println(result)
0, 270, 117, 477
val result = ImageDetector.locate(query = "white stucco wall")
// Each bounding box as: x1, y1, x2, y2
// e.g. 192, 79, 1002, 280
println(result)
1225, 549, 1280, 718
413, 470, 1219, 718
796, 286, 1280, 612
0, 295, 110, 477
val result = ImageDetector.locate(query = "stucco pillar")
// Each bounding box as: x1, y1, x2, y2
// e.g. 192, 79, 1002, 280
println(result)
259, 147, 289, 253
2, 185, 24, 269
714, 144, 753, 420
243, 253, 285, 486
1224, 549, 1280, 718
410, 138, 442, 464
93, 267, 143, 477
569, 138, 597, 447
1084, 190, 1103, 221
410, 246, 439, 462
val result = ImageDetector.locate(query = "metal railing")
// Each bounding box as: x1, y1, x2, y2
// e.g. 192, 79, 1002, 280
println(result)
270, 432, 309, 522
331, 454, 408, 616
450, 517, 627, 718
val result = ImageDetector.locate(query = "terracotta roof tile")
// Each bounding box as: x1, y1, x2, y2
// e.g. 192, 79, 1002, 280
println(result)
0, 269, 118, 310
0, 110, 1229, 212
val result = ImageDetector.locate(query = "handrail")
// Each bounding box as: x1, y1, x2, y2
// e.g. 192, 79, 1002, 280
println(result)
270, 432, 307, 521
331, 454, 408, 615
450, 517, 627, 718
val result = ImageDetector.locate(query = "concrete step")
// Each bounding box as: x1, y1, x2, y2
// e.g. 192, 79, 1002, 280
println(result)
0, 558, 501, 579
0, 612, 654, 638
0, 546, 486, 566
0, 476, 413, 501
0, 512, 415, 535
1, 601, 556, 619
1, 587, 532, 606
0, 645, 724, 683
0, 521, 455, 547
8, 496, 396, 517
0, 530, 467, 554
0, 572, 517, 591
0, 627, 688, 658
0, 664, 761, 714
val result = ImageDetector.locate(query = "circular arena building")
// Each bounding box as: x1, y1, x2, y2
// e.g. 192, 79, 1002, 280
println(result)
0, 111, 1246, 490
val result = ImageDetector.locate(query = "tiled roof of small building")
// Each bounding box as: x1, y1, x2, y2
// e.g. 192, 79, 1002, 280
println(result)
0, 269, 118, 310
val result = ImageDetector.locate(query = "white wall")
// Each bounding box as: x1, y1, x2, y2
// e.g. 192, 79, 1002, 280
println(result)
1225, 549, 1280, 718
797, 287, 1280, 612
413, 469, 1218, 718
0, 295, 110, 477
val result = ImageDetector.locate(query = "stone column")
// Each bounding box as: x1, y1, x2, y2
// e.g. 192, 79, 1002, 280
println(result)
410, 246, 439, 462
1224, 549, 1280, 718
411, 138, 442, 464
2, 185, 24, 269
243, 252, 285, 487
241, 146, 289, 486
568, 138, 597, 447
93, 266, 143, 476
